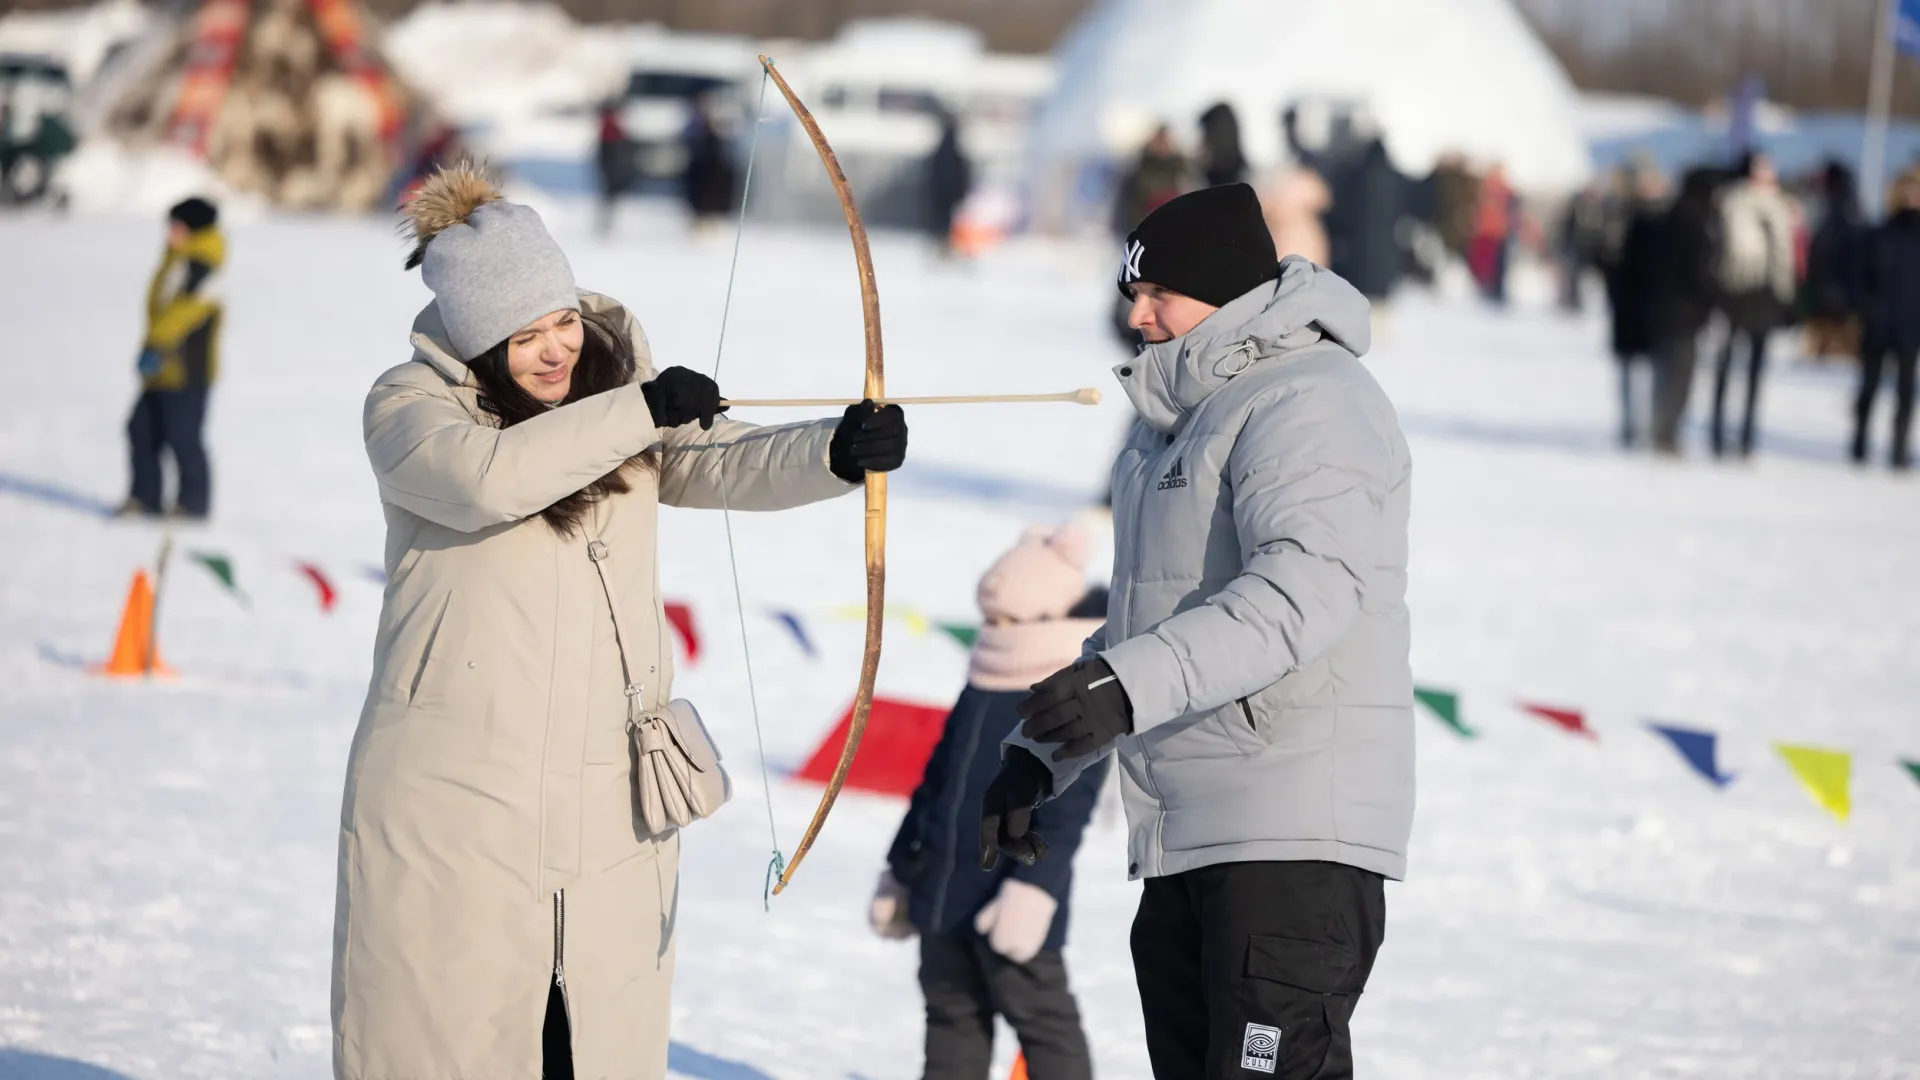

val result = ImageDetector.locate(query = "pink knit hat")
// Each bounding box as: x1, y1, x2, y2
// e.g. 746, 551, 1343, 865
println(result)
976, 523, 1092, 624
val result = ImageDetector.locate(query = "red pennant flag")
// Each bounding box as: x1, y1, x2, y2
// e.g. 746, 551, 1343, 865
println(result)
296, 562, 338, 613
664, 601, 700, 664
796, 696, 950, 797
1519, 701, 1597, 740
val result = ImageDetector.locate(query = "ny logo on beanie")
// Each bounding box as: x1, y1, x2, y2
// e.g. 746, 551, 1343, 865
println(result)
1120, 239, 1145, 284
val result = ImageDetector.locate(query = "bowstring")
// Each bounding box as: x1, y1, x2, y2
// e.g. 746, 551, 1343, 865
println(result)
712, 68, 785, 911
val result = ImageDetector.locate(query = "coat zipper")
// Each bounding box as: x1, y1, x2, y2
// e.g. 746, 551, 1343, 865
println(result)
929, 694, 987, 930
552, 889, 567, 997
1129, 442, 1167, 804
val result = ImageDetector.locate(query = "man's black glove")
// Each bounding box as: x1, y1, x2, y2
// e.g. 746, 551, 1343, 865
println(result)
642, 366, 727, 430
829, 400, 908, 483
978, 746, 1053, 871
1017, 658, 1134, 761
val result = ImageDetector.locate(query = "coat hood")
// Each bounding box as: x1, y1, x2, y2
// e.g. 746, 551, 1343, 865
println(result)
1116, 256, 1372, 432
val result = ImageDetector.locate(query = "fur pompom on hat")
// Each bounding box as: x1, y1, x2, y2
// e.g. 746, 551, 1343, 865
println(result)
402, 161, 579, 362
976, 523, 1093, 624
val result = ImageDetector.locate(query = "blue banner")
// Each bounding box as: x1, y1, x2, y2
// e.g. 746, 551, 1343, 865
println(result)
1899, 0, 1920, 57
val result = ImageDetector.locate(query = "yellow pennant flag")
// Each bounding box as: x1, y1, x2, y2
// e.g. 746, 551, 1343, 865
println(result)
1774, 743, 1851, 822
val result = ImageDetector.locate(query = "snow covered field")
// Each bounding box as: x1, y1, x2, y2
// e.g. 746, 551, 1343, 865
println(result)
2, 203, 1917, 1080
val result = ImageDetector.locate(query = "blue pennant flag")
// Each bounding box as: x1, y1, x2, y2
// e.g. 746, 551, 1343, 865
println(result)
1648, 723, 1735, 788
771, 611, 816, 658
1900, 0, 1920, 57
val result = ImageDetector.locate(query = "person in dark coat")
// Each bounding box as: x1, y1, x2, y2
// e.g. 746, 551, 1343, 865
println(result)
872, 524, 1107, 1080
924, 109, 972, 257
1647, 167, 1735, 455
119, 197, 224, 519
1602, 164, 1670, 447
594, 100, 631, 236
1804, 159, 1869, 363
1197, 101, 1248, 188
680, 96, 737, 226
1852, 172, 1920, 469
1303, 117, 1406, 303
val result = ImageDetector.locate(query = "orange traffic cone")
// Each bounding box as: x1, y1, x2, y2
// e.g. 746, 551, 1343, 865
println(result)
1008, 1052, 1028, 1080
92, 569, 173, 678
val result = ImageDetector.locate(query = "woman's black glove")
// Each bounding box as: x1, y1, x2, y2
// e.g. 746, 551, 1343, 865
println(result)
978, 746, 1053, 870
1018, 658, 1134, 761
642, 366, 727, 430
829, 400, 908, 483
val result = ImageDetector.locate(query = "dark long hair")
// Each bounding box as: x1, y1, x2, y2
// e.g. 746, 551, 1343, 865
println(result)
467, 308, 658, 535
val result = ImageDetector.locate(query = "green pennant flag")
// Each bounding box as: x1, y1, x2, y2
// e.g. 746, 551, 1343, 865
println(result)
1414, 687, 1474, 738
1903, 760, 1920, 791
189, 551, 246, 604
939, 622, 979, 649
1774, 743, 1851, 822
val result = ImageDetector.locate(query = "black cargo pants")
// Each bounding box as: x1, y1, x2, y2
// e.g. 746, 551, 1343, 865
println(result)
1131, 860, 1386, 1080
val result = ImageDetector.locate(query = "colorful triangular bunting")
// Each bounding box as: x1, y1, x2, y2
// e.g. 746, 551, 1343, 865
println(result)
296, 562, 338, 613
1647, 723, 1734, 788
770, 611, 816, 658
1413, 687, 1473, 738
1774, 743, 1851, 822
188, 551, 247, 605
1903, 760, 1920, 791
939, 622, 980, 650
362, 565, 387, 585
1519, 701, 1596, 740
663, 601, 700, 664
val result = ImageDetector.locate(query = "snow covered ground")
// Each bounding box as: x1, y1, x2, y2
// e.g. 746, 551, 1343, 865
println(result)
2, 201, 1917, 1080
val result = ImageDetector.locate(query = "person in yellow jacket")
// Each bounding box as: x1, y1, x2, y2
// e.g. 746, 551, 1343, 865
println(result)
119, 197, 224, 519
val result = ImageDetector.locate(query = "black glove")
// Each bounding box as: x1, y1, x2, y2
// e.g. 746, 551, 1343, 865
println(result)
829, 400, 908, 483
978, 746, 1053, 871
642, 366, 727, 430
1017, 658, 1134, 761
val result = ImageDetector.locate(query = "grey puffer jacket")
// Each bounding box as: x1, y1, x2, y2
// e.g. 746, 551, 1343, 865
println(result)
1009, 256, 1414, 881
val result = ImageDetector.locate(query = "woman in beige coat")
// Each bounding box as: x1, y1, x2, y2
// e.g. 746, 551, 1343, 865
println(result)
332, 165, 908, 1080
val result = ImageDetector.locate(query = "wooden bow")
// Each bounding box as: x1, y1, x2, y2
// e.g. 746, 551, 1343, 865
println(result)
760, 55, 883, 896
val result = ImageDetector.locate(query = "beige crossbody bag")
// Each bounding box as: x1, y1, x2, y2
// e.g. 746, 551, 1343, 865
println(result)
587, 537, 732, 833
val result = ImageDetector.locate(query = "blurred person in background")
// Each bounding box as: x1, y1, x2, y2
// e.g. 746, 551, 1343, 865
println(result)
595, 99, 632, 235
1557, 180, 1611, 313
1289, 107, 1406, 306
119, 197, 224, 520
1468, 162, 1519, 306
337, 163, 909, 1080
1803, 160, 1868, 364
1260, 161, 1331, 265
1113, 124, 1190, 235
1601, 162, 1671, 448
1198, 102, 1249, 188
924, 107, 972, 259
1648, 167, 1734, 455
1110, 124, 1192, 348
1708, 150, 1799, 459
1851, 170, 1920, 470
873, 524, 1108, 1080
681, 95, 738, 231
1427, 152, 1482, 262
984, 184, 1413, 1080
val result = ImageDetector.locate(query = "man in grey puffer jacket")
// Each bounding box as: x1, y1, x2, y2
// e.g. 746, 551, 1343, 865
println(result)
981, 183, 1413, 1080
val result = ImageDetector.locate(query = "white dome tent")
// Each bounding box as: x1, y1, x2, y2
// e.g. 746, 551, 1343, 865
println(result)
1027, 0, 1591, 230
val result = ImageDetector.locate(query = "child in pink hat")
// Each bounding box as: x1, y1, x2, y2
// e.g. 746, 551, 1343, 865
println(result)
869, 523, 1107, 1080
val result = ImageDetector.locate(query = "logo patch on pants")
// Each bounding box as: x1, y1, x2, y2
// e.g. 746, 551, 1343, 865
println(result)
1240, 1022, 1281, 1073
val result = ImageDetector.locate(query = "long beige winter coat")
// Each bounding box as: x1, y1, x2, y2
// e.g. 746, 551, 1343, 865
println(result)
333, 292, 853, 1080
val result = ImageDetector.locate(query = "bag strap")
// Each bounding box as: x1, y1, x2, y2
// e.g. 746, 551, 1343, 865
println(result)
586, 538, 647, 718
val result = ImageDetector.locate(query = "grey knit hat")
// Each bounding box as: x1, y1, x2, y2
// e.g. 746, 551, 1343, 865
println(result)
403, 163, 579, 362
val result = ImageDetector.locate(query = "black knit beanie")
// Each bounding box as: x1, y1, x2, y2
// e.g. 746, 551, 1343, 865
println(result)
168, 197, 219, 232
1117, 182, 1278, 307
